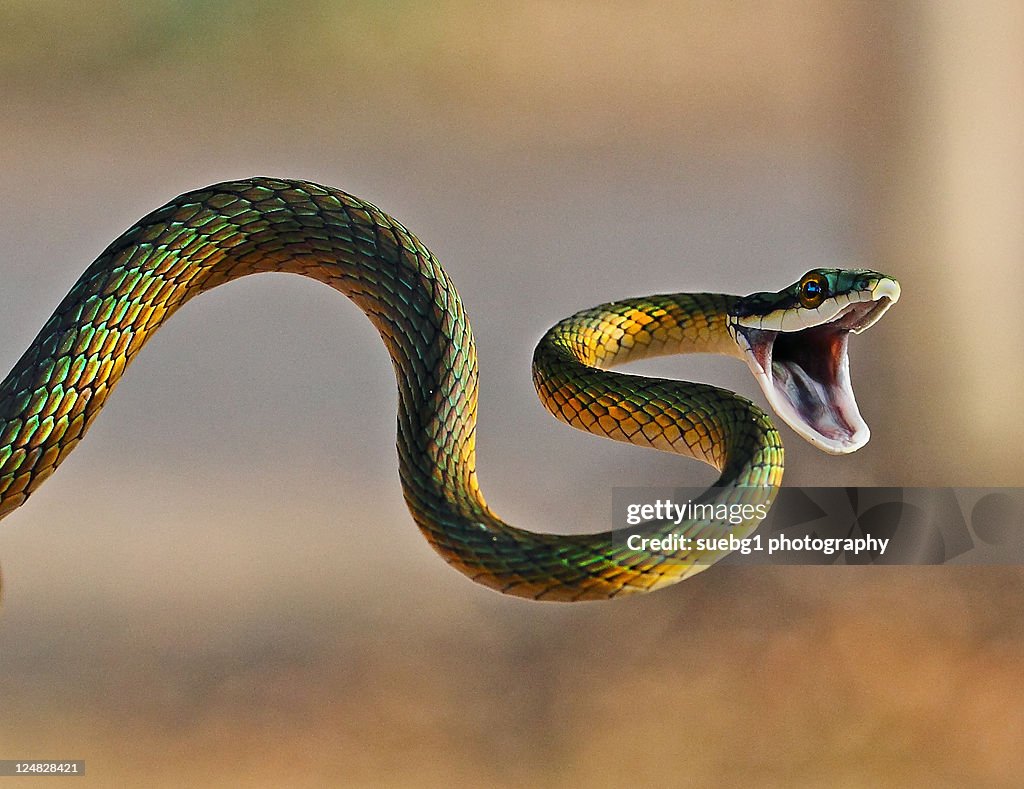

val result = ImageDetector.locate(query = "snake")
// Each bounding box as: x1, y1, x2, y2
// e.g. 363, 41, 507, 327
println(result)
0, 178, 899, 601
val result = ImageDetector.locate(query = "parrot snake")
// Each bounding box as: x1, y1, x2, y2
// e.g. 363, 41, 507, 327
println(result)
0, 179, 899, 601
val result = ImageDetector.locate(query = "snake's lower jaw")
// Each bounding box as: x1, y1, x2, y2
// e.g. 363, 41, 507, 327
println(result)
735, 290, 899, 455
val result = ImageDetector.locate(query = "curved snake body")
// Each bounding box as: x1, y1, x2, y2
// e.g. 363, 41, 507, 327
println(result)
0, 179, 899, 600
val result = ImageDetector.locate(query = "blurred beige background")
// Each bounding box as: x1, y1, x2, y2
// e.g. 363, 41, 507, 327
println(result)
1, 2, 1022, 786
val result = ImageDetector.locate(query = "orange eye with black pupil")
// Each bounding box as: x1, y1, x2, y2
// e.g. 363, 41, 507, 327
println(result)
798, 274, 828, 308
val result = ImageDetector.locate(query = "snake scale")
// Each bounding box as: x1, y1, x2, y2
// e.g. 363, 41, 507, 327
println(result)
0, 179, 899, 601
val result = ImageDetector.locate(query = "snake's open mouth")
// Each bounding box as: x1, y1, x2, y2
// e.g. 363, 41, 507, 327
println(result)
733, 280, 900, 454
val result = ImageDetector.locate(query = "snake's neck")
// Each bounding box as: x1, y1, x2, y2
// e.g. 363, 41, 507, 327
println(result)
531, 291, 781, 484
573, 293, 745, 362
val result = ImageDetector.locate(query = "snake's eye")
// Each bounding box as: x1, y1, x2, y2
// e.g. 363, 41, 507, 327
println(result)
798, 273, 828, 309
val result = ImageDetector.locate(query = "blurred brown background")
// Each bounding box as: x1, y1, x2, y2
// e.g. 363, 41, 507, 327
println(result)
1, 2, 1022, 786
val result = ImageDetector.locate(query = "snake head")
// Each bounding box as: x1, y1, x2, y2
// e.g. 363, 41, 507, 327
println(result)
728, 268, 900, 455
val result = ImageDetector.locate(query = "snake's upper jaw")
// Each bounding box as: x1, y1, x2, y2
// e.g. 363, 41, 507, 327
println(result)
733, 276, 900, 455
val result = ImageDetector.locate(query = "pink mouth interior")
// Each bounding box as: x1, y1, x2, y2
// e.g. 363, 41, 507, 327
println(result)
742, 299, 892, 453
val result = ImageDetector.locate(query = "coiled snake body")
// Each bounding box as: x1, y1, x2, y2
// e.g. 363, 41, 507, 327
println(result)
0, 179, 899, 601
